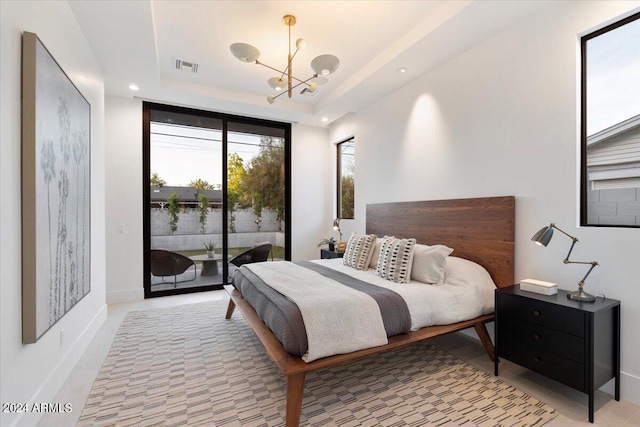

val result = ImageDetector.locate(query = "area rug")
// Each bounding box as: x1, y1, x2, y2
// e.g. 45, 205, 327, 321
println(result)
78, 301, 557, 427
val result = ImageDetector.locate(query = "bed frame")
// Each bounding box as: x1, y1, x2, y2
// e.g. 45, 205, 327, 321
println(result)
225, 196, 515, 427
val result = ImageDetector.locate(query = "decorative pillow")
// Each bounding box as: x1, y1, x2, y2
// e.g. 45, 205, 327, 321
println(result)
375, 237, 417, 283
368, 236, 394, 269
342, 232, 377, 270
411, 244, 454, 284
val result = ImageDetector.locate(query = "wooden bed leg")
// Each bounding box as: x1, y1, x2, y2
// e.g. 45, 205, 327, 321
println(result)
225, 299, 236, 320
285, 373, 305, 427
474, 322, 495, 362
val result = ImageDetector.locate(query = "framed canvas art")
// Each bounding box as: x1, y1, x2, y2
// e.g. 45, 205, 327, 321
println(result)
22, 32, 91, 344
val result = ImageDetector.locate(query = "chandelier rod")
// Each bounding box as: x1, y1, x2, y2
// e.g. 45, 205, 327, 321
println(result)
255, 60, 317, 87
271, 75, 316, 101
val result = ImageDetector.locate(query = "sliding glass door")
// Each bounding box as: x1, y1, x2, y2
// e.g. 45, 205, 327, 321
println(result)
143, 103, 290, 298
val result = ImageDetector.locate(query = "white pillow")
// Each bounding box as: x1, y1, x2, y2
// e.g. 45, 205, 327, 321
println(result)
343, 232, 377, 270
410, 244, 454, 284
375, 237, 416, 284
443, 256, 496, 289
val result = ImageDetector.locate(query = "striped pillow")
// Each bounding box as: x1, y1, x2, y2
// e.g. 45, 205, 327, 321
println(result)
375, 237, 417, 283
343, 233, 377, 270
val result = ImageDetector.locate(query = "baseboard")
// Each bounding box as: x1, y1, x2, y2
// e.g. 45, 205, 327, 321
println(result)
9, 304, 107, 427
106, 287, 144, 304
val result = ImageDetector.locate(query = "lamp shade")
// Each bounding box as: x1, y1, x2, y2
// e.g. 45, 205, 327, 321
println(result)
230, 43, 260, 62
332, 218, 340, 230
268, 77, 286, 91
311, 54, 340, 75
531, 226, 554, 247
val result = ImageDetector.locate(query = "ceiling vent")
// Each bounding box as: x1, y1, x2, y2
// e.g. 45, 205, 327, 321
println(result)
175, 59, 198, 73
300, 87, 320, 98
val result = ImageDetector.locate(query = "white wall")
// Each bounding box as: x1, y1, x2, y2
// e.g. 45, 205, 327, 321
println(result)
105, 96, 143, 303
104, 97, 330, 301
329, 1, 640, 404
291, 124, 332, 260
0, 2, 107, 426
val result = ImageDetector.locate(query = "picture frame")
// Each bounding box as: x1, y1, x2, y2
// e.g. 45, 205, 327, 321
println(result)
22, 32, 91, 344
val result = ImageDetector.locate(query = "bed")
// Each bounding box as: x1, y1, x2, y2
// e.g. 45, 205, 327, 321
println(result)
224, 196, 515, 427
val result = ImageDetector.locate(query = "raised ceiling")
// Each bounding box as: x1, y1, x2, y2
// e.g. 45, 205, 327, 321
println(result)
69, 0, 548, 126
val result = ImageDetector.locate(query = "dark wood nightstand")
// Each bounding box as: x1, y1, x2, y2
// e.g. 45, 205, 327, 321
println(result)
495, 285, 620, 423
320, 249, 344, 259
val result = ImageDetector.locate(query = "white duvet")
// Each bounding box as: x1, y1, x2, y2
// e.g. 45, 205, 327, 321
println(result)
311, 256, 496, 331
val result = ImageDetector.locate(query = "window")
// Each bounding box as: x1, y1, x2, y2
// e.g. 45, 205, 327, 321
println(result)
337, 138, 355, 219
143, 102, 291, 298
581, 12, 640, 227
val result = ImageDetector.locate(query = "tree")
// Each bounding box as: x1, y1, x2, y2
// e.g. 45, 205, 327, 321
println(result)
340, 175, 354, 218
189, 178, 214, 190
167, 192, 180, 234
197, 193, 209, 234
150, 172, 166, 187
227, 153, 246, 232
242, 137, 285, 229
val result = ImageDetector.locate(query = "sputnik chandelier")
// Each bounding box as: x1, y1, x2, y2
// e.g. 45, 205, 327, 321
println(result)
230, 14, 340, 104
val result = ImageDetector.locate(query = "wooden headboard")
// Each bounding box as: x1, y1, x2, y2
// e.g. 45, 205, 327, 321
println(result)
366, 196, 515, 288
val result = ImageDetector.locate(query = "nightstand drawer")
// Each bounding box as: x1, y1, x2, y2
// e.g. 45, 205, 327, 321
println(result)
498, 293, 584, 337
500, 341, 585, 391
499, 318, 585, 363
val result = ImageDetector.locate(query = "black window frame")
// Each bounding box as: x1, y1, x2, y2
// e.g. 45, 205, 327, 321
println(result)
580, 11, 640, 228
143, 101, 292, 298
336, 137, 355, 220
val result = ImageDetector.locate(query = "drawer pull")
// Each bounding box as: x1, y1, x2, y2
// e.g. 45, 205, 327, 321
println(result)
533, 310, 541, 317
533, 333, 540, 340
534, 356, 541, 363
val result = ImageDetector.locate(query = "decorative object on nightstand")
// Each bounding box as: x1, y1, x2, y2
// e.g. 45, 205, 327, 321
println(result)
531, 223, 599, 302
333, 218, 347, 252
519, 278, 558, 295
318, 237, 337, 252
495, 286, 620, 423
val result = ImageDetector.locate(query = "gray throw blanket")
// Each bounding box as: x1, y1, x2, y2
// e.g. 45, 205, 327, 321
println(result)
237, 261, 411, 361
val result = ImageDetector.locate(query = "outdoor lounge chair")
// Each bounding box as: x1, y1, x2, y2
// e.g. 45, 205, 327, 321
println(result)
150, 249, 197, 287
228, 243, 272, 281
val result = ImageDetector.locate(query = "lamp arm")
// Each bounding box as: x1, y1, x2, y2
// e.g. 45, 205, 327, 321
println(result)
567, 260, 599, 286
256, 61, 318, 87
549, 223, 579, 262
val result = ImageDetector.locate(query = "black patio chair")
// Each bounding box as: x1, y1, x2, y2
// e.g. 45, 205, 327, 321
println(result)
228, 243, 272, 281
150, 249, 197, 287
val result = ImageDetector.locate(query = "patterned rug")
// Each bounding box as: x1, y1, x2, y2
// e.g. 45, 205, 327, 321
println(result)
78, 301, 557, 427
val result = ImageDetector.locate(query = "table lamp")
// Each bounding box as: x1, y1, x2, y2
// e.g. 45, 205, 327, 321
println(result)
531, 223, 599, 302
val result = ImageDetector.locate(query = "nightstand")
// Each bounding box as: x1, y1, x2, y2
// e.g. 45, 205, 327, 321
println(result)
320, 249, 344, 259
495, 285, 620, 423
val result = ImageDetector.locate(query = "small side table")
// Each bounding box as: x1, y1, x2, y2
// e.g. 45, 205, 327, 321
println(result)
190, 254, 226, 276
495, 285, 620, 423
320, 249, 344, 259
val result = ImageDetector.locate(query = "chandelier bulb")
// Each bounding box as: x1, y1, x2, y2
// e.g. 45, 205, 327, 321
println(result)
267, 95, 275, 104
308, 82, 318, 92
296, 38, 306, 50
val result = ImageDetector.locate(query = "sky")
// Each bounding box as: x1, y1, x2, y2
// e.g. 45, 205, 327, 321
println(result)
586, 17, 640, 136
150, 123, 262, 187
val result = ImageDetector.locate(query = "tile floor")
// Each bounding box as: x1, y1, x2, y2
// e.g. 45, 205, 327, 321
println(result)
38, 290, 639, 427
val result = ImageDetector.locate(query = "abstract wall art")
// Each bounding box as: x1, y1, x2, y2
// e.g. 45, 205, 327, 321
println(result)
22, 32, 91, 343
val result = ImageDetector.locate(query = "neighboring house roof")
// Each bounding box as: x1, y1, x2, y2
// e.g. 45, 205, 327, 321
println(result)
150, 186, 222, 203
587, 113, 640, 147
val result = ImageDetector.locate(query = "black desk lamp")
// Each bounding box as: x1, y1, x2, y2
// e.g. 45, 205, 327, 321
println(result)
531, 223, 599, 302
332, 218, 342, 241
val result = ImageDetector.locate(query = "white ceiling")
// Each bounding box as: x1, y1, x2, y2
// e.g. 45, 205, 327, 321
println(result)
68, 0, 549, 127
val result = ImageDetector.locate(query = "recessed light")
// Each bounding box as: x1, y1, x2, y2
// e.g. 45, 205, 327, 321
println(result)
397, 67, 408, 73
321, 117, 328, 122
129, 84, 139, 91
